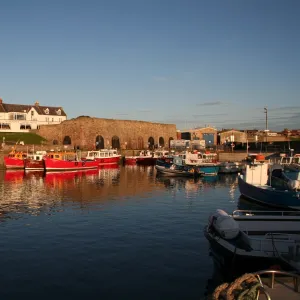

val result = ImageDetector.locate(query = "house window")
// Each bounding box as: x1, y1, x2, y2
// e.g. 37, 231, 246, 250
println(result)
46, 117, 49, 122
57, 109, 61, 115
45, 108, 49, 114
52, 118, 54, 122
31, 111, 34, 116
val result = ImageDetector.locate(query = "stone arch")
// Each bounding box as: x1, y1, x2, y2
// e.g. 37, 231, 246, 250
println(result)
126, 138, 132, 150
53, 139, 58, 145
112, 136, 120, 149
63, 136, 71, 145
96, 135, 104, 150
137, 136, 144, 149
169, 137, 174, 148
159, 137, 165, 147
148, 137, 154, 149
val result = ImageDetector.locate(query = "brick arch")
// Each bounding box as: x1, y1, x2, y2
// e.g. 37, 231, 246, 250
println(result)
112, 135, 120, 149
63, 135, 71, 145
148, 137, 154, 149
137, 136, 144, 149
96, 135, 104, 149
159, 137, 165, 147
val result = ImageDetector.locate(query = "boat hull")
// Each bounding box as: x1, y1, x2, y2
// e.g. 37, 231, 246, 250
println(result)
238, 175, 300, 210
198, 165, 219, 176
24, 159, 45, 170
4, 157, 24, 169
204, 228, 295, 279
44, 158, 99, 171
155, 165, 201, 177
94, 156, 120, 165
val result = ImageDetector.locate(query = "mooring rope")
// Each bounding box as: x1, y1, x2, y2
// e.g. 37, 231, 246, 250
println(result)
212, 273, 260, 300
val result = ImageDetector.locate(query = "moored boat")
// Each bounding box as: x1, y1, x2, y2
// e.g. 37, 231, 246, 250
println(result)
85, 149, 121, 165
155, 156, 203, 177
238, 158, 300, 210
204, 209, 300, 278
44, 157, 99, 171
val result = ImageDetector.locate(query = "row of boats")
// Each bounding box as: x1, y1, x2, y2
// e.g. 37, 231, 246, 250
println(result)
4, 147, 244, 174
205, 153, 300, 299
4, 148, 121, 171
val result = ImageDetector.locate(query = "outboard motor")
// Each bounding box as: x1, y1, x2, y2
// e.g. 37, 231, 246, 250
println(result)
208, 209, 240, 239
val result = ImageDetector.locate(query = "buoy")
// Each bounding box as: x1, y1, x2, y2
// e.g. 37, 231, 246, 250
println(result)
256, 154, 265, 161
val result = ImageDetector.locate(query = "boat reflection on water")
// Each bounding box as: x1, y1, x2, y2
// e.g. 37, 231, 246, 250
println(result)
44, 165, 121, 188
4, 170, 25, 182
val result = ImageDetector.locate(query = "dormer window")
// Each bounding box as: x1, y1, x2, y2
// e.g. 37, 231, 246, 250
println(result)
44, 108, 49, 115
57, 109, 61, 115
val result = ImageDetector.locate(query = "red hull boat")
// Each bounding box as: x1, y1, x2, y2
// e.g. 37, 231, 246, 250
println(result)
44, 157, 99, 171
24, 151, 47, 170
86, 149, 121, 165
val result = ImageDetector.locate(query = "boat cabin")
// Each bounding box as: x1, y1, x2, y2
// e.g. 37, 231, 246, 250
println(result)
86, 149, 119, 160
27, 150, 47, 161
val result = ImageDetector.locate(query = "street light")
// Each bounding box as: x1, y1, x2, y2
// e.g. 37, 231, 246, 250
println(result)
264, 107, 268, 150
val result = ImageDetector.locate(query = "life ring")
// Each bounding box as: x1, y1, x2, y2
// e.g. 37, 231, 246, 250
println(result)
75, 161, 78, 166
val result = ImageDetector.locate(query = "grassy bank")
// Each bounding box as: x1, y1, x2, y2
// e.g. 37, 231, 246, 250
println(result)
0, 132, 47, 145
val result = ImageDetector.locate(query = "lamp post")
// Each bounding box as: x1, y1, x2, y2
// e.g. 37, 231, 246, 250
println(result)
264, 107, 268, 150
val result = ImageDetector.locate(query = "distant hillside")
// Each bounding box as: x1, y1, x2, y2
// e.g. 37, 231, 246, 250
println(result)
0, 132, 47, 145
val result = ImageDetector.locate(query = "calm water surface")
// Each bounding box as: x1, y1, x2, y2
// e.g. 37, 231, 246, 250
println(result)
0, 165, 248, 299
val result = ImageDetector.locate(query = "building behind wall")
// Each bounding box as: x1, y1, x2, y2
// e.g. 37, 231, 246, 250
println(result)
0, 98, 67, 132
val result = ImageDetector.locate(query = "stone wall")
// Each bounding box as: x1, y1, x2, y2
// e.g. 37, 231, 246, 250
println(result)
36, 117, 177, 150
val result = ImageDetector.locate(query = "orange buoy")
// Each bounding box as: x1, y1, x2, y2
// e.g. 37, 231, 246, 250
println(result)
256, 154, 265, 161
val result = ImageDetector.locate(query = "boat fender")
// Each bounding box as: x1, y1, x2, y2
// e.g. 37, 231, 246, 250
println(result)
287, 179, 300, 191
209, 209, 240, 240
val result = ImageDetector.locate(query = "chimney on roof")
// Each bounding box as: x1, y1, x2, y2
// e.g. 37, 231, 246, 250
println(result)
35, 101, 39, 106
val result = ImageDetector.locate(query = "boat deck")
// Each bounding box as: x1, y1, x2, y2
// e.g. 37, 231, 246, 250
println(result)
259, 276, 300, 299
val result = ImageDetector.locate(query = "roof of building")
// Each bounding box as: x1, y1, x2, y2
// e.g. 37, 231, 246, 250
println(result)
0, 101, 67, 116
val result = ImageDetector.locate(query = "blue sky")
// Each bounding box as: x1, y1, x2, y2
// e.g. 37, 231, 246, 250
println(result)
0, 0, 299, 131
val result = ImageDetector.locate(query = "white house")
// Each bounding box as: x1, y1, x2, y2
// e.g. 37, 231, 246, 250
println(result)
0, 98, 67, 132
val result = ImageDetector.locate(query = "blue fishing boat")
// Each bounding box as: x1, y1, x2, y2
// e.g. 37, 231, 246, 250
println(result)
155, 156, 203, 177
238, 159, 300, 210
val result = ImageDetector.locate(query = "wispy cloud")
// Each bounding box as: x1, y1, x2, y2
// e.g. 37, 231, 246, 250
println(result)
197, 101, 223, 106
115, 113, 129, 116
152, 76, 169, 82
269, 106, 300, 111
136, 109, 153, 113
192, 113, 228, 118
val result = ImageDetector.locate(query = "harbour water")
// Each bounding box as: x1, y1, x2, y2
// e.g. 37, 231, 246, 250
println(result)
0, 166, 251, 299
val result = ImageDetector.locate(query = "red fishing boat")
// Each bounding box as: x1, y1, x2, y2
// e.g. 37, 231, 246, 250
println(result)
85, 149, 121, 165
4, 149, 27, 169
44, 152, 99, 171
125, 150, 156, 165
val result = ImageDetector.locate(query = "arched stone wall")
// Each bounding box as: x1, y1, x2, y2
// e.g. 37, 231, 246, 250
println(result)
36, 117, 177, 150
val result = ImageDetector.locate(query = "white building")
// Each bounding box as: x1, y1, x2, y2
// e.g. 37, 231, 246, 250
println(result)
0, 98, 67, 132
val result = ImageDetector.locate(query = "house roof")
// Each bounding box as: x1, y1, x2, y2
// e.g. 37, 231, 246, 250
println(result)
0, 102, 67, 116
